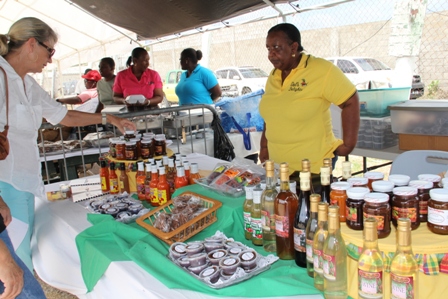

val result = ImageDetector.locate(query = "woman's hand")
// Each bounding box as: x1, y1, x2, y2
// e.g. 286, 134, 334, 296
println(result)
107, 114, 137, 134
334, 143, 354, 157
0, 197, 11, 227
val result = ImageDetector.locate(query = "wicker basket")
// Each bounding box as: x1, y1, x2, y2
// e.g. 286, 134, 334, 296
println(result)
136, 191, 222, 244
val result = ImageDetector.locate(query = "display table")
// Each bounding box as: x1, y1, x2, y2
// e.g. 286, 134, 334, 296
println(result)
341, 223, 448, 299
32, 153, 323, 299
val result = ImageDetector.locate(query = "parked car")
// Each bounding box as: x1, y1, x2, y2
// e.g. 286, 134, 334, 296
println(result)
163, 69, 183, 103
215, 66, 268, 97
326, 57, 424, 99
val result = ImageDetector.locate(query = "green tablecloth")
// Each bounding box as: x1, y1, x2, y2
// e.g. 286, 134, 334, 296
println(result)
75, 184, 321, 297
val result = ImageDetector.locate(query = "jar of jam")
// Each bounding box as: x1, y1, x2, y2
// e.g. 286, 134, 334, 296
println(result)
125, 141, 137, 160
388, 174, 410, 187
124, 130, 136, 141
363, 192, 391, 238
408, 180, 433, 223
418, 174, 442, 188
347, 177, 368, 188
392, 186, 420, 230
330, 182, 351, 222
346, 187, 370, 230
115, 141, 126, 160
143, 132, 155, 139
154, 136, 166, 156
428, 188, 448, 235
372, 180, 395, 219
364, 171, 384, 191
108, 137, 119, 158
130, 138, 141, 159
141, 139, 153, 159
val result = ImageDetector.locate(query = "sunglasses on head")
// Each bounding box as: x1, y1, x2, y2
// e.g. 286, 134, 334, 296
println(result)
37, 40, 56, 58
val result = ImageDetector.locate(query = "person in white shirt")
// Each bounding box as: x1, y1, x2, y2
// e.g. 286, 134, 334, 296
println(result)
0, 17, 136, 295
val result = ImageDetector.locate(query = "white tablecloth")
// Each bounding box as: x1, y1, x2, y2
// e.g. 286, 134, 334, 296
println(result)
32, 153, 323, 299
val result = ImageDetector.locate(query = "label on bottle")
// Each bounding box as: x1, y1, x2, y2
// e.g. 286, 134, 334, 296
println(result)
244, 212, 252, 234
251, 217, 263, 240
293, 228, 306, 252
261, 210, 270, 231
313, 248, 324, 274
419, 200, 428, 215
110, 178, 119, 193
137, 183, 145, 197
306, 239, 313, 262
141, 148, 150, 158
391, 273, 414, 299
275, 215, 289, 238
392, 207, 417, 222
119, 180, 125, 190
101, 177, 108, 192
150, 187, 158, 205
158, 189, 168, 205
323, 253, 337, 280
321, 176, 330, 186
358, 269, 383, 298
145, 185, 151, 197
363, 213, 385, 230
342, 169, 351, 179
428, 207, 448, 225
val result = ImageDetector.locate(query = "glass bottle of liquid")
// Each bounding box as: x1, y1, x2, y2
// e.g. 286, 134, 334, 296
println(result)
390, 218, 418, 299
99, 159, 110, 193
144, 163, 152, 203
109, 162, 119, 194
358, 217, 384, 299
118, 163, 130, 194
157, 166, 170, 205
323, 158, 334, 183
183, 161, 190, 180
305, 194, 321, 277
261, 160, 278, 252
166, 159, 176, 194
340, 161, 352, 182
320, 166, 331, 204
149, 164, 159, 207
243, 185, 255, 240
251, 188, 263, 246
136, 162, 146, 200
313, 202, 329, 291
174, 166, 189, 190
275, 163, 299, 260
294, 170, 311, 267
189, 163, 201, 184
323, 205, 348, 299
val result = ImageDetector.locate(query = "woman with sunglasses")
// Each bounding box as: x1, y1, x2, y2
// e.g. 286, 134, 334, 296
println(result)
0, 17, 136, 297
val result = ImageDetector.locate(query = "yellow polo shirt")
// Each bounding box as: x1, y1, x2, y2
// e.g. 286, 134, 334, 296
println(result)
259, 54, 356, 174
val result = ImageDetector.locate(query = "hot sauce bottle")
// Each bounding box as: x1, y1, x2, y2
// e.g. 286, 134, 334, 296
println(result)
166, 159, 176, 194
174, 166, 189, 190
189, 163, 201, 184
183, 161, 191, 180
144, 163, 152, 203
118, 163, 130, 194
157, 166, 170, 205
136, 162, 146, 200
149, 164, 159, 207
99, 159, 110, 193
109, 162, 119, 194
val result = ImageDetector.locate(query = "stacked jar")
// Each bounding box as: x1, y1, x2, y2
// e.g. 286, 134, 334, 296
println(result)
408, 180, 432, 223
388, 174, 410, 187
109, 137, 120, 158
418, 174, 442, 188
154, 134, 167, 156
372, 180, 395, 219
330, 182, 351, 222
391, 186, 420, 230
428, 188, 448, 235
364, 171, 384, 191
363, 192, 391, 238
347, 177, 368, 188
345, 187, 370, 230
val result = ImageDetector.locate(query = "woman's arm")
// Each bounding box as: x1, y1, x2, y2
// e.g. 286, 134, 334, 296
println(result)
335, 92, 360, 156
259, 122, 269, 163
56, 96, 82, 105
59, 111, 136, 134
209, 84, 222, 102
113, 92, 126, 105
145, 88, 163, 107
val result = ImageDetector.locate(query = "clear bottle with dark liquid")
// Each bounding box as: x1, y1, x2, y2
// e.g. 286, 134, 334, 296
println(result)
275, 163, 299, 260
294, 170, 311, 267
320, 166, 331, 204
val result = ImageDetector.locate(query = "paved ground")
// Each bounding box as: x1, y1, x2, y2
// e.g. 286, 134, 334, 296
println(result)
35, 273, 77, 299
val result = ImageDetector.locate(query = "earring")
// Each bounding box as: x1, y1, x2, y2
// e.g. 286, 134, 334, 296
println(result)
292, 54, 296, 57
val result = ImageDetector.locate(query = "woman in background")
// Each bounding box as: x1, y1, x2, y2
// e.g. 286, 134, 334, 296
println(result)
0, 17, 136, 295
175, 48, 221, 105
113, 47, 163, 108
97, 57, 116, 106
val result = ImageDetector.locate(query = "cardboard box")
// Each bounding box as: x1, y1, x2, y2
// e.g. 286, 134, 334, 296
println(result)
398, 134, 448, 151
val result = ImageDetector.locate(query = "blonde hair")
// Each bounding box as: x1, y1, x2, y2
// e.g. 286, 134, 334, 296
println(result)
0, 17, 58, 56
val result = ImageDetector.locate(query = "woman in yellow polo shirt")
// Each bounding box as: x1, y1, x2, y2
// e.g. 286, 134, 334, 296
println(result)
259, 23, 360, 175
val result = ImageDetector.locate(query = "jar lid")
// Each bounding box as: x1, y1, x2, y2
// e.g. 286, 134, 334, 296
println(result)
393, 186, 417, 196
125, 130, 135, 135
116, 140, 126, 145
388, 174, 410, 186
347, 177, 368, 186
330, 182, 351, 190
408, 180, 433, 190
430, 188, 448, 202
364, 171, 384, 180
371, 180, 394, 192
418, 174, 441, 183
442, 177, 448, 188
130, 138, 140, 142
364, 192, 389, 203
125, 141, 136, 146
141, 139, 152, 144
143, 132, 154, 137
346, 187, 370, 200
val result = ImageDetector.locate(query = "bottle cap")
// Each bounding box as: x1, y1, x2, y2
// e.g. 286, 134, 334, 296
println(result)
177, 166, 185, 177
159, 167, 165, 175
347, 177, 368, 186
183, 161, 190, 170
418, 173, 441, 183
265, 160, 274, 171
364, 192, 389, 203
151, 164, 158, 173
168, 159, 175, 167
145, 163, 152, 171
429, 188, 448, 202
162, 155, 169, 165
190, 163, 199, 173
317, 202, 329, 221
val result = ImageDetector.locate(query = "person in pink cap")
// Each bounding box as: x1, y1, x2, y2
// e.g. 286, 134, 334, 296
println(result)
56, 70, 101, 108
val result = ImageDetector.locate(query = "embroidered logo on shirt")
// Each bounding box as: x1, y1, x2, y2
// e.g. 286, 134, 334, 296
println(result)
289, 79, 307, 92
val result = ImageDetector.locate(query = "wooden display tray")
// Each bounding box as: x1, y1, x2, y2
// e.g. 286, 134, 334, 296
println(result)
136, 191, 222, 245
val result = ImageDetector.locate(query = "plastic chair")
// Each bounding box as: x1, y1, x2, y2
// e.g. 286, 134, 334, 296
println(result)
389, 150, 448, 180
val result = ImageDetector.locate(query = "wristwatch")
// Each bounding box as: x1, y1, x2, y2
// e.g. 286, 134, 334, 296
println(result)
102, 113, 107, 125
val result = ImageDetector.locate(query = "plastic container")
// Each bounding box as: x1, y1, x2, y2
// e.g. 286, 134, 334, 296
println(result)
358, 87, 410, 117
356, 117, 398, 149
